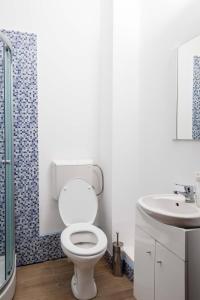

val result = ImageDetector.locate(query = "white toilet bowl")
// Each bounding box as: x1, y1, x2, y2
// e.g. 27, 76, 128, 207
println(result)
58, 179, 108, 300
61, 223, 107, 299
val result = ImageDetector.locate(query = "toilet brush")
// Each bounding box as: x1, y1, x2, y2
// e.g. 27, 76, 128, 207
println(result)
112, 232, 123, 276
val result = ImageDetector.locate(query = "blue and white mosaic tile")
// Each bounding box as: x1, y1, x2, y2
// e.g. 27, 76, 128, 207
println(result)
0, 30, 64, 266
122, 252, 134, 281
192, 56, 200, 140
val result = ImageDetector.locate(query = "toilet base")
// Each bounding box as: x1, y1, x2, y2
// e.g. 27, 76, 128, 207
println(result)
61, 227, 107, 300
71, 271, 97, 300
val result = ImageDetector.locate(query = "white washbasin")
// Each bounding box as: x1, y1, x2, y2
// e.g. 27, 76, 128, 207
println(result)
138, 194, 200, 228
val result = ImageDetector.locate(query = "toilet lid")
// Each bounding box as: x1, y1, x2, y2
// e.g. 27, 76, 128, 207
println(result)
59, 178, 98, 226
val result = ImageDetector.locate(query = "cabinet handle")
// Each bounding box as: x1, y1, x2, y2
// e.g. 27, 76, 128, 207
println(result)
156, 260, 162, 264
146, 251, 151, 254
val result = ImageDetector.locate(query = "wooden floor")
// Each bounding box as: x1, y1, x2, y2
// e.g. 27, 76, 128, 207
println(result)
13, 258, 136, 300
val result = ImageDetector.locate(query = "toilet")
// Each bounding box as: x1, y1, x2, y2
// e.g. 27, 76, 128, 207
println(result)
59, 178, 108, 300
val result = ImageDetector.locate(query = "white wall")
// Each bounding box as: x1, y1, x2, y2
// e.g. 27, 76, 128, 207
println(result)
0, 0, 101, 234
138, 0, 200, 198
0, 0, 139, 256
99, 0, 200, 259
97, 0, 113, 252
111, 0, 140, 258
97, 0, 140, 256
38, 0, 101, 234
2, 0, 200, 260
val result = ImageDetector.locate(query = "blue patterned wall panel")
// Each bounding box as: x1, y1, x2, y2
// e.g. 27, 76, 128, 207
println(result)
192, 56, 200, 139
0, 30, 64, 266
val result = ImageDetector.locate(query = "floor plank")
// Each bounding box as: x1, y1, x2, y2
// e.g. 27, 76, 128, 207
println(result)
13, 258, 136, 300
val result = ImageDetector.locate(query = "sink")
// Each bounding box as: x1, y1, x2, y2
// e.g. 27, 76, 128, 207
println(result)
138, 194, 200, 228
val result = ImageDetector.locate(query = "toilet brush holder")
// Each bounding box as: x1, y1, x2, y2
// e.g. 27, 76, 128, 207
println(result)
112, 232, 123, 277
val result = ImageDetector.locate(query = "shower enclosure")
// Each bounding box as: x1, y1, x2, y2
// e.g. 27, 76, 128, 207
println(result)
0, 32, 16, 300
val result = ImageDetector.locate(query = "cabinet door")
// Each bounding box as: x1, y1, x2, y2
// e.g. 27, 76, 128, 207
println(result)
155, 242, 185, 300
134, 226, 155, 300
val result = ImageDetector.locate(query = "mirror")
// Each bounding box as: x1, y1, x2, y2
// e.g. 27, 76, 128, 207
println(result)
177, 35, 200, 140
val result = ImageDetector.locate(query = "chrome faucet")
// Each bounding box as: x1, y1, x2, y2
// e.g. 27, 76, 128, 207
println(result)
174, 184, 195, 203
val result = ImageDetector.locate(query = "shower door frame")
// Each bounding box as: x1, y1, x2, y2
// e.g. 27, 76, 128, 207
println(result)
0, 33, 15, 292
4, 44, 14, 282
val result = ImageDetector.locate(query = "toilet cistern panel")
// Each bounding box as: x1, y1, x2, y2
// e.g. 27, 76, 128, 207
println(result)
58, 178, 98, 226
51, 160, 103, 200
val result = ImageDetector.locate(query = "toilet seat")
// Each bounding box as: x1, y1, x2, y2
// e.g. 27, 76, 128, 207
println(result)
61, 223, 107, 256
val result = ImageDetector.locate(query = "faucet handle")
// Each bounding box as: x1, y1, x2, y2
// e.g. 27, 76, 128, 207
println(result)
175, 183, 194, 193
185, 185, 195, 194
174, 183, 195, 203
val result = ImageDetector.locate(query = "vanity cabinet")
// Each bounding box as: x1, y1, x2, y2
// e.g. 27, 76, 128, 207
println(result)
134, 227, 155, 300
155, 242, 185, 300
134, 195, 200, 300
134, 226, 185, 300
134, 207, 200, 300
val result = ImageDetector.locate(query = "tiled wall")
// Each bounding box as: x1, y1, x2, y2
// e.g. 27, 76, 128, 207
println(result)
0, 30, 64, 266
193, 56, 200, 139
